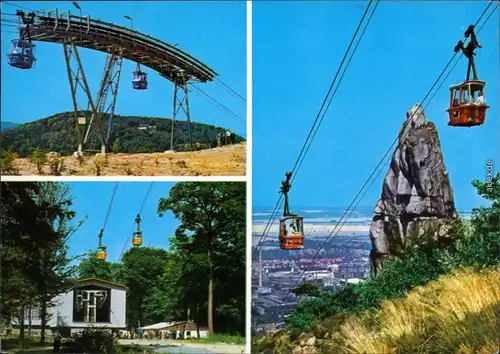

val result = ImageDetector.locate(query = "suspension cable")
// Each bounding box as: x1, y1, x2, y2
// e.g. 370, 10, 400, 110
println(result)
260, 0, 497, 331
190, 84, 245, 124
102, 182, 119, 231
1, 1, 35, 12
427, 1, 499, 104
293, 0, 380, 178
253, 0, 379, 256
215, 77, 246, 102
118, 182, 154, 261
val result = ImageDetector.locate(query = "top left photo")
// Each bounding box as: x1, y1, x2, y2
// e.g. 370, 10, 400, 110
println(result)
0, 1, 246, 177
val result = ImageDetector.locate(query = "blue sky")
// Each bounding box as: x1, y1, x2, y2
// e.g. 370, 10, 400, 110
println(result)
253, 1, 499, 211
1, 1, 246, 136
65, 182, 178, 263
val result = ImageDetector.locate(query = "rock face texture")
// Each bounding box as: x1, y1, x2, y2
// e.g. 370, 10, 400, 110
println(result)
369, 104, 458, 276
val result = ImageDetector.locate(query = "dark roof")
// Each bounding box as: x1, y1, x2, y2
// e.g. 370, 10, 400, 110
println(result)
75, 278, 128, 290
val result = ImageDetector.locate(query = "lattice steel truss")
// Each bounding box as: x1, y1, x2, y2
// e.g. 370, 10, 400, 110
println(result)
84, 50, 123, 152
63, 41, 123, 153
170, 82, 192, 150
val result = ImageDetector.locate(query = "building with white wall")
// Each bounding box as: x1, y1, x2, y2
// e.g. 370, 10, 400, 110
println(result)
12, 278, 127, 335
140, 321, 209, 340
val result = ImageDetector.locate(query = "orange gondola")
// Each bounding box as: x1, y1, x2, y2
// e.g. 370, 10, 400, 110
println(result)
278, 172, 305, 250
447, 25, 489, 127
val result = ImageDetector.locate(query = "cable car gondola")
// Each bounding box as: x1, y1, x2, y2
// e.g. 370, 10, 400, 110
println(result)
96, 245, 107, 261
278, 172, 305, 250
96, 229, 107, 261
132, 214, 143, 247
132, 63, 147, 90
447, 25, 489, 127
8, 39, 36, 69
7, 11, 37, 70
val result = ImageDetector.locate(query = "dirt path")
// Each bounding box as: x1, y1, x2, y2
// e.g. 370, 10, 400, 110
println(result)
10, 143, 246, 176
118, 339, 246, 353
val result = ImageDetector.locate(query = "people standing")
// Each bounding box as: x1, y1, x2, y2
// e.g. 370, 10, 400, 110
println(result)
216, 132, 223, 147
53, 330, 62, 353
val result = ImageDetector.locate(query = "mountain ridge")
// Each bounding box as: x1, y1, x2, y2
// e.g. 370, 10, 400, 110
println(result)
1, 121, 21, 132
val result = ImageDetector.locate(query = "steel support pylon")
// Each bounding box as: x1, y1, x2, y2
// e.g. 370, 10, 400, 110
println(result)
63, 41, 123, 154
170, 82, 193, 151
84, 49, 124, 152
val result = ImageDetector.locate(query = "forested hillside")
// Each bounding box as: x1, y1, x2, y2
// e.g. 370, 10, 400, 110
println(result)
1, 112, 244, 157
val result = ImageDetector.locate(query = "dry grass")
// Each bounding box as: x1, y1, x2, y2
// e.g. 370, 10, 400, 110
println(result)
11, 143, 246, 176
336, 267, 500, 354
254, 268, 500, 354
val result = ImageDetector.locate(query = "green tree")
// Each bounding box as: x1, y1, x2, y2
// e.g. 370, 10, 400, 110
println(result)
454, 172, 500, 267
158, 182, 246, 336
32, 182, 83, 344
119, 247, 169, 328
291, 282, 323, 298
0, 148, 18, 175
77, 251, 123, 282
0, 182, 82, 344
112, 138, 122, 153
29, 148, 47, 174
1, 182, 42, 334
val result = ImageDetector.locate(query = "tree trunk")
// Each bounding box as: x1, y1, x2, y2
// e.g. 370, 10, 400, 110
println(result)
208, 272, 214, 336
19, 305, 25, 342
195, 305, 200, 339
40, 293, 47, 344
27, 305, 32, 337
207, 234, 214, 336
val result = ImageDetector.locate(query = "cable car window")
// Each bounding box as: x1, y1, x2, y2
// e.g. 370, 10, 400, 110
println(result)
11, 42, 19, 53
461, 86, 472, 104
452, 89, 460, 107
280, 222, 287, 236
470, 83, 484, 102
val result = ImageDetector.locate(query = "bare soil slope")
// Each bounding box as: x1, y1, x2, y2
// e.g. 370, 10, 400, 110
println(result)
12, 143, 246, 176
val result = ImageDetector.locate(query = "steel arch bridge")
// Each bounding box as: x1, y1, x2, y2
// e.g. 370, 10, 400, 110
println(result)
10, 8, 219, 154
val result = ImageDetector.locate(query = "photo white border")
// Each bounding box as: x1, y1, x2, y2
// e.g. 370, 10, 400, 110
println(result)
245, 0, 253, 353
0, 176, 246, 182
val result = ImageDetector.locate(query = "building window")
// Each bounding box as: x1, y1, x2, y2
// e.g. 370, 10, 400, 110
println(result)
24, 306, 40, 321
73, 286, 111, 323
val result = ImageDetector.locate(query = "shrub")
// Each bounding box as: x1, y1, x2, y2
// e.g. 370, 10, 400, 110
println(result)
70, 327, 117, 353
0, 148, 18, 175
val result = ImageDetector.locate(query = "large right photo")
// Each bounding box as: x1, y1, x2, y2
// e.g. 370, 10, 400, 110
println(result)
251, 1, 499, 353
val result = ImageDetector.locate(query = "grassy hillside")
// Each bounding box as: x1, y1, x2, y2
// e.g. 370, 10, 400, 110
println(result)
253, 174, 500, 354
0, 112, 244, 157
257, 268, 500, 354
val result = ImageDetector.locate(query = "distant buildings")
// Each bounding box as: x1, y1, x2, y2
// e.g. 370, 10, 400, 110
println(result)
137, 124, 157, 132
252, 240, 371, 332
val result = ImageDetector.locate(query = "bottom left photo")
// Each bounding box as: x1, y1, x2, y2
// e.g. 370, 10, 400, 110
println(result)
0, 181, 246, 353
